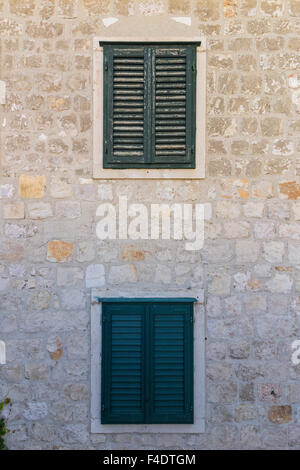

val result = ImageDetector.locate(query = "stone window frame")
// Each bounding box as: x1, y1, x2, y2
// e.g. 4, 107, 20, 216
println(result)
90, 289, 205, 434
92, 36, 206, 180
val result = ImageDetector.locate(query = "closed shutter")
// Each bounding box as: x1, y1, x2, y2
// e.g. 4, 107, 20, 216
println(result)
103, 45, 146, 168
152, 46, 196, 167
101, 302, 146, 424
103, 44, 197, 169
149, 303, 193, 424
101, 300, 194, 424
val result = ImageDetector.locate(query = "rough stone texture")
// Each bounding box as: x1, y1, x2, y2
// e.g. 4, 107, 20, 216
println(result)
18, 175, 46, 199
268, 405, 292, 424
47, 240, 73, 262
0, 0, 299, 451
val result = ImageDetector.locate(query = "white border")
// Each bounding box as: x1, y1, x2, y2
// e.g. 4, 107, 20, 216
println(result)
91, 296, 205, 434
92, 37, 206, 179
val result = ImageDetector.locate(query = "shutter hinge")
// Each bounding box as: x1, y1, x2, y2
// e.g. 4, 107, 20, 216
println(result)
192, 64, 196, 72
101, 404, 105, 411
191, 144, 195, 155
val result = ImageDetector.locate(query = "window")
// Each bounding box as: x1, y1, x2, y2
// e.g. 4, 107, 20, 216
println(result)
103, 44, 197, 169
93, 36, 206, 179
101, 299, 194, 424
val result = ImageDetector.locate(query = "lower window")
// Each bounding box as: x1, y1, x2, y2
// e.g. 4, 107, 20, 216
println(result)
101, 299, 194, 424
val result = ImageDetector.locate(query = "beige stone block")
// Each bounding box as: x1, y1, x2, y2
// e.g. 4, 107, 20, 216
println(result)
209, 54, 233, 69
39, 0, 55, 19
28, 202, 53, 219
252, 181, 273, 198
195, 0, 220, 21
47, 240, 73, 263
58, 0, 76, 17
261, 0, 284, 16
114, 0, 134, 15
240, 0, 257, 16
279, 181, 300, 200
0, 241, 24, 262
108, 264, 138, 284
263, 241, 285, 263
241, 74, 262, 95
236, 240, 259, 263
216, 201, 240, 219
26, 21, 63, 38
82, 0, 110, 15
19, 175, 46, 199
3, 201, 24, 219
208, 159, 232, 177
268, 405, 292, 424
247, 19, 272, 34
243, 202, 264, 218
266, 273, 293, 293
292, 203, 300, 220
224, 0, 237, 18
224, 221, 250, 239
168, 0, 190, 14
122, 246, 147, 261
237, 55, 257, 72
9, 0, 35, 16
218, 72, 239, 94
289, 0, 300, 16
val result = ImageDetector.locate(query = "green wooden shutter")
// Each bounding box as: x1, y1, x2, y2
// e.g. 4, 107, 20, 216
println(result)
149, 303, 193, 424
101, 300, 194, 424
101, 302, 146, 424
103, 44, 196, 169
103, 45, 147, 168
152, 46, 196, 168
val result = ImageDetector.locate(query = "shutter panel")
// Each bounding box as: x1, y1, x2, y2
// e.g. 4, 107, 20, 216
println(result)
152, 46, 196, 168
101, 300, 194, 424
103, 45, 146, 168
149, 302, 193, 424
103, 44, 196, 169
101, 302, 146, 424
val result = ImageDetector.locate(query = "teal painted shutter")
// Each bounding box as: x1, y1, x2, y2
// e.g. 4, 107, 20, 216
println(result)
103, 44, 196, 169
152, 46, 196, 168
101, 301, 193, 424
149, 303, 193, 424
101, 302, 145, 424
103, 45, 146, 168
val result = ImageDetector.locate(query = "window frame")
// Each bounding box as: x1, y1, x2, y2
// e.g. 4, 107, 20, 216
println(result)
93, 36, 206, 180
91, 293, 205, 434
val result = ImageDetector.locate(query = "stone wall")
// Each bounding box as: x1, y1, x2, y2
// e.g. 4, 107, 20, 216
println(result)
0, 0, 300, 449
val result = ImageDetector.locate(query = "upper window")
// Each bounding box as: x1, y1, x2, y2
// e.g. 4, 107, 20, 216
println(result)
93, 36, 206, 179
103, 44, 197, 170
